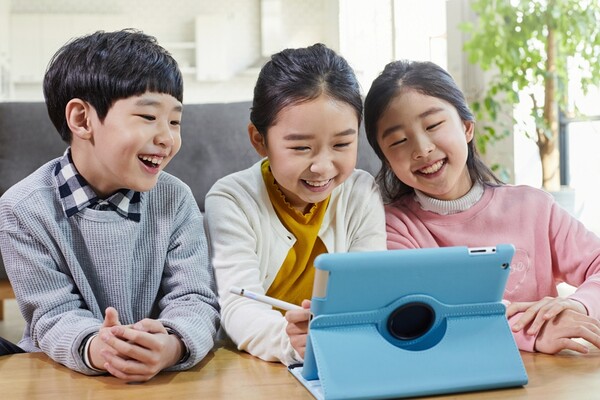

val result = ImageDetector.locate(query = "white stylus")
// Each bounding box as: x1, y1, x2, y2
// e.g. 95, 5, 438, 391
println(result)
229, 286, 302, 311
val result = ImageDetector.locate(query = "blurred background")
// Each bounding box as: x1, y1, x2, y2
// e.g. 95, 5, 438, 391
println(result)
0, 0, 598, 235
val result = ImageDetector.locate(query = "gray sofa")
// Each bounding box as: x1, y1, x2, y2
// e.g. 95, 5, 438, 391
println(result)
0, 101, 381, 317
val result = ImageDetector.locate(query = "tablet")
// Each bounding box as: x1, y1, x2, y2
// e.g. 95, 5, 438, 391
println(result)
291, 245, 528, 400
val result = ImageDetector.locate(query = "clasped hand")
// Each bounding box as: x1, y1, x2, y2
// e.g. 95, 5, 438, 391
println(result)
89, 307, 184, 382
507, 296, 600, 354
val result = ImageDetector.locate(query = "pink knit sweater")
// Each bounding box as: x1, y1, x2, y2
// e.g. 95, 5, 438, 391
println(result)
386, 184, 600, 351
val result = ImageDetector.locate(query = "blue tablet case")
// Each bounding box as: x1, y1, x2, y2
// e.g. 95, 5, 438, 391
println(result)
290, 245, 528, 400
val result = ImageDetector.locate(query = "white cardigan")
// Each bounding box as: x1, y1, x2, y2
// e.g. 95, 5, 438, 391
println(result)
204, 160, 386, 365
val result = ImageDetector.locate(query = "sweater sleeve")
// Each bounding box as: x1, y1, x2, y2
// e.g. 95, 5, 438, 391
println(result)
157, 191, 220, 371
205, 188, 298, 365
0, 210, 103, 375
547, 200, 600, 319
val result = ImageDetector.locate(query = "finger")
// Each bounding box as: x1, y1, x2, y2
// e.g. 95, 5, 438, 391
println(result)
101, 329, 154, 362
530, 303, 587, 335
132, 319, 168, 334
103, 307, 121, 328
290, 343, 306, 354
109, 325, 169, 356
104, 362, 151, 383
286, 322, 309, 336
506, 302, 538, 319
511, 312, 533, 332
288, 331, 308, 344
289, 342, 306, 359
555, 338, 590, 354
527, 305, 556, 335
289, 334, 307, 353
542, 302, 567, 320
574, 323, 600, 349
512, 301, 550, 331
301, 299, 311, 309
285, 309, 311, 324
101, 352, 156, 382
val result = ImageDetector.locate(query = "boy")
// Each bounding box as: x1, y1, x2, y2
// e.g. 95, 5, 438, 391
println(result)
0, 29, 219, 382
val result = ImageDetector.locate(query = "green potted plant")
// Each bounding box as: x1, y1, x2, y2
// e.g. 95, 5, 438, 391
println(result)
461, 0, 600, 192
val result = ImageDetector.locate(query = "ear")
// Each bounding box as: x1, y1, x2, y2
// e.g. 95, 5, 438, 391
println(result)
248, 123, 268, 157
65, 99, 93, 141
464, 120, 474, 144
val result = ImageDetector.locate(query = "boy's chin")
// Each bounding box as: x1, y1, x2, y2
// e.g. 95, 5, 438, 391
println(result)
131, 177, 160, 193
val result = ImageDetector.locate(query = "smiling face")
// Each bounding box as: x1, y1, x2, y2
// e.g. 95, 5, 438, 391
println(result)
250, 94, 359, 212
70, 92, 182, 198
377, 89, 474, 200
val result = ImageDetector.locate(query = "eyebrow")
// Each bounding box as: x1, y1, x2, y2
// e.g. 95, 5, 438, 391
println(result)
135, 98, 183, 112
283, 128, 357, 141
380, 106, 445, 140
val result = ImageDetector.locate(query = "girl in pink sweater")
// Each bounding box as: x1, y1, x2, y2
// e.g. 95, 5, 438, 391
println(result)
363, 59, 600, 354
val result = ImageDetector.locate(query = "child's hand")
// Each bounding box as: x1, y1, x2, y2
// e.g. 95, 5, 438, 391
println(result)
507, 296, 587, 335
88, 307, 122, 370
98, 319, 184, 382
285, 299, 311, 359
534, 309, 600, 354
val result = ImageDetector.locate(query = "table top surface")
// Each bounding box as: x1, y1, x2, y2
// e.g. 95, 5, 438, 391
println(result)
0, 345, 598, 399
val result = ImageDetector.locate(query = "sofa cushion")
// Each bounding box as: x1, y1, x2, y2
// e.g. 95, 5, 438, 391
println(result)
0, 102, 67, 197
166, 102, 260, 211
168, 101, 382, 211
0, 103, 66, 281
0, 100, 382, 280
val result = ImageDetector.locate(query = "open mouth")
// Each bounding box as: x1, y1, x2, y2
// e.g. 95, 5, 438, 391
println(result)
303, 178, 332, 188
138, 155, 164, 169
418, 159, 445, 175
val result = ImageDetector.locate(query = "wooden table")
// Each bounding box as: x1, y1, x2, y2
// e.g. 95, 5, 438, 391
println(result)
0, 345, 598, 399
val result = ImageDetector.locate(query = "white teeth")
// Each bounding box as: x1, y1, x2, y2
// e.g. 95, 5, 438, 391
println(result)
305, 179, 330, 187
420, 160, 444, 174
139, 155, 163, 165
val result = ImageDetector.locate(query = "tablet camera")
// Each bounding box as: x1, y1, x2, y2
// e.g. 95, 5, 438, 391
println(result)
387, 302, 435, 341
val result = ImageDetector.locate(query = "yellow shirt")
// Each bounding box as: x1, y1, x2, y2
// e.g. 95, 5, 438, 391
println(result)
261, 160, 329, 311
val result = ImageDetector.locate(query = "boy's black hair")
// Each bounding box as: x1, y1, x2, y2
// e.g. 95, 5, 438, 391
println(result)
364, 60, 502, 203
43, 29, 183, 143
250, 43, 362, 138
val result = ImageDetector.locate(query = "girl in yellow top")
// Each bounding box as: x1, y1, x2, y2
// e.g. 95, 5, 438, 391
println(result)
205, 44, 386, 365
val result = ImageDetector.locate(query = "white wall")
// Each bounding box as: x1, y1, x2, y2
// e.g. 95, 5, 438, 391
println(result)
338, 0, 393, 94
261, 0, 341, 55
5, 0, 261, 103
0, 0, 10, 100
3, 0, 456, 105
394, 0, 447, 68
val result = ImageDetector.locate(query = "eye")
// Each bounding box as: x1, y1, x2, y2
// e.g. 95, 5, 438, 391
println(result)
291, 146, 310, 151
389, 138, 407, 148
334, 142, 351, 149
426, 121, 443, 131
170, 120, 181, 126
137, 114, 156, 121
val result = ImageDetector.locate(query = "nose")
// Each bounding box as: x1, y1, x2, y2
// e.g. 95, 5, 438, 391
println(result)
309, 150, 334, 175
412, 133, 435, 159
154, 122, 176, 148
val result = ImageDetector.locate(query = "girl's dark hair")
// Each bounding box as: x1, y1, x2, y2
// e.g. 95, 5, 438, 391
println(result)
43, 29, 183, 143
250, 43, 362, 137
364, 60, 502, 203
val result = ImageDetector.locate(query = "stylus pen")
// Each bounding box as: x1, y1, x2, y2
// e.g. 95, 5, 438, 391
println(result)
229, 286, 302, 311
